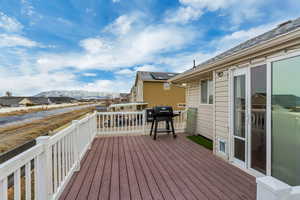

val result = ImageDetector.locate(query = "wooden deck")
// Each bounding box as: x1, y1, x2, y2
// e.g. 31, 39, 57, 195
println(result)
60, 134, 256, 200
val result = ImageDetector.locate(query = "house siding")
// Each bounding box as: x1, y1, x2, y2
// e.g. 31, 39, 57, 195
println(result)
143, 82, 185, 110
214, 68, 230, 158
186, 80, 214, 140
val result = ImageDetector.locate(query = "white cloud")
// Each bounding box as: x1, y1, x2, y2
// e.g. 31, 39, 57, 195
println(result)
112, 0, 120, 3
0, 12, 23, 32
165, 6, 203, 24
165, 0, 269, 26
36, 18, 196, 72
82, 73, 97, 77
104, 14, 139, 35
0, 34, 39, 47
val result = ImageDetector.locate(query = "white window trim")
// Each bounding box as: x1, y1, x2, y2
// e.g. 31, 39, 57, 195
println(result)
200, 79, 213, 105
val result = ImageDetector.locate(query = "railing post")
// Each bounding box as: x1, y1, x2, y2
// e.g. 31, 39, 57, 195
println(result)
72, 120, 80, 171
36, 136, 52, 200
256, 176, 292, 200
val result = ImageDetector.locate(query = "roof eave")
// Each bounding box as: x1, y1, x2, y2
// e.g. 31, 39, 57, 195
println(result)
169, 28, 300, 83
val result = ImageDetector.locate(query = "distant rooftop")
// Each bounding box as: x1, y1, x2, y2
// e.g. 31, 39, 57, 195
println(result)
138, 71, 179, 81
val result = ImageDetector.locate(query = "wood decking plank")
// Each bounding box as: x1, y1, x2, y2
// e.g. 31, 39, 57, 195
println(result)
138, 137, 199, 200
60, 135, 256, 200
110, 137, 120, 200
97, 136, 114, 200
134, 136, 183, 200
145, 136, 210, 200
75, 138, 105, 199
173, 136, 256, 198
159, 136, 240, 200
63, 139, 101, 200
132, 136, 175, 200
126, 137, 153, 200
119, 137, 131, 200
122, 137, 142, 200
88, 137, 109, 200
130, 136, 166, 200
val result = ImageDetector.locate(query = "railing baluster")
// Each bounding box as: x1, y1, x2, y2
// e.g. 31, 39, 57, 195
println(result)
53, 143, 58, 192
14, 168, 21, 200
25, 162, 31, 200
0, 178, 8, 200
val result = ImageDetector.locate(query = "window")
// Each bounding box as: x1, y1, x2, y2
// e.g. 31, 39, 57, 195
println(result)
201, 80, 213, 104
271, 55, 300, 185
163, 82, 170, 90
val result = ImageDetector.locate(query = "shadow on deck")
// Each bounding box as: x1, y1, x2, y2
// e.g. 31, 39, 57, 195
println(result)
60, 134, 256, 200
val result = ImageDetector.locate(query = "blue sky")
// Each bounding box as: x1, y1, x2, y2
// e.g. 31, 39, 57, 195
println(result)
0, 0, 299, 95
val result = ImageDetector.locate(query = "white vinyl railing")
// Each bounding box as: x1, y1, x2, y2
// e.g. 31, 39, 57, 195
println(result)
0, 109, 186, 200
0, 111, 97, 200
97, 110, 187, 136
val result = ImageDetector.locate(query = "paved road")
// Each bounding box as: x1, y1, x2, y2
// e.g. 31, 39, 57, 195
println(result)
0, 104, 96, 128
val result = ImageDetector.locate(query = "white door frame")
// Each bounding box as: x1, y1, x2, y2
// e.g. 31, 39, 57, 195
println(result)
247, 63, 267, 177
266, 50, 300, 176
229, 67, 250, 168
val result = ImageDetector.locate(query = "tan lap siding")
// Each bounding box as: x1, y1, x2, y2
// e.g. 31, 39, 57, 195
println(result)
186, 81, 200, 107
197, 105, 213, 140
186, 80, 214, 140
214, 69, 230, 158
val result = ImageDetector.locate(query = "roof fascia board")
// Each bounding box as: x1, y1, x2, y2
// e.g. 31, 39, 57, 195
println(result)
170, 28, 300, 83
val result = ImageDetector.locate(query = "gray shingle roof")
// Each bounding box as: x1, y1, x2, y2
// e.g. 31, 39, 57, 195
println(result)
138, 71, 179, 81
187, 17, 300, 72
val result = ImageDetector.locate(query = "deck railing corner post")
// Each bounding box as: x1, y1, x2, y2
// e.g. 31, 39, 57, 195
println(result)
36, 136, 52, 200
72, 120, 81, 171
256, 176, 292, 200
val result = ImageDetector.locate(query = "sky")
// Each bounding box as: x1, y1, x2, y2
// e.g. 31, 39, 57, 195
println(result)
0, 0, 299, 96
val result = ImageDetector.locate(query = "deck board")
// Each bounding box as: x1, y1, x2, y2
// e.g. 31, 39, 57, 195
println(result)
60, 134, 256, 200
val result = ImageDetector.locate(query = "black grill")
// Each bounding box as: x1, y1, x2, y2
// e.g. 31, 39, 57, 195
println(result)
149, 106, 178, 140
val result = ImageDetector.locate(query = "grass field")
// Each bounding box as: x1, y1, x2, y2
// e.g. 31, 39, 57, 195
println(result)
187, 135, 213, 150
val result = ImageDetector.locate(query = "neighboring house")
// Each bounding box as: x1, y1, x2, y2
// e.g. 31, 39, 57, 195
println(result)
170, 17, 300, 186
130, 71, 186, 110
0, 96, 74, 107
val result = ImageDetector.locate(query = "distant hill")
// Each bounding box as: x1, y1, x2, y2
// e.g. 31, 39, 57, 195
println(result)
35, 90, 120, 99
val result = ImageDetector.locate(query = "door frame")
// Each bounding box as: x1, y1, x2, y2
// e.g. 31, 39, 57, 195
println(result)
247, 63, 267, 177
229, 67, 250, 169
229, 65, 267, 177
266, 50, 300, 176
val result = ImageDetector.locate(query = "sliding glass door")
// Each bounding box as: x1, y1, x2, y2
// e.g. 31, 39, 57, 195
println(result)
232, 66, 267, 174
250, 65, 267, 174
233, 69, 247, 166
270, 55, 300, 186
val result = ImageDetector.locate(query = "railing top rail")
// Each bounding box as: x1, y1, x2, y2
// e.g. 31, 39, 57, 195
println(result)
97, 111, 144, 115
47, 124, 76, 146
0, 144, 43, 180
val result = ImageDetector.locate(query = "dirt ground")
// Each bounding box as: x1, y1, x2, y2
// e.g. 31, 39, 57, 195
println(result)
0, 106, 96, 154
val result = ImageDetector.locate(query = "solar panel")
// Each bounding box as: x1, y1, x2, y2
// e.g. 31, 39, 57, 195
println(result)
150, 72, 177, 80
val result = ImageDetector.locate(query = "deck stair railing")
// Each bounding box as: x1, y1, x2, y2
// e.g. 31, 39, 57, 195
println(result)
97, 110, 187, 136
0, 112, 97, 200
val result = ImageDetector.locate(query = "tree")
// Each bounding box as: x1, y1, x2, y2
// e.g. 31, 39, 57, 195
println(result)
5, 91, 12, 97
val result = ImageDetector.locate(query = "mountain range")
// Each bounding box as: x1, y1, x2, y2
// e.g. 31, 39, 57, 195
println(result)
35, 90, 121, 99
